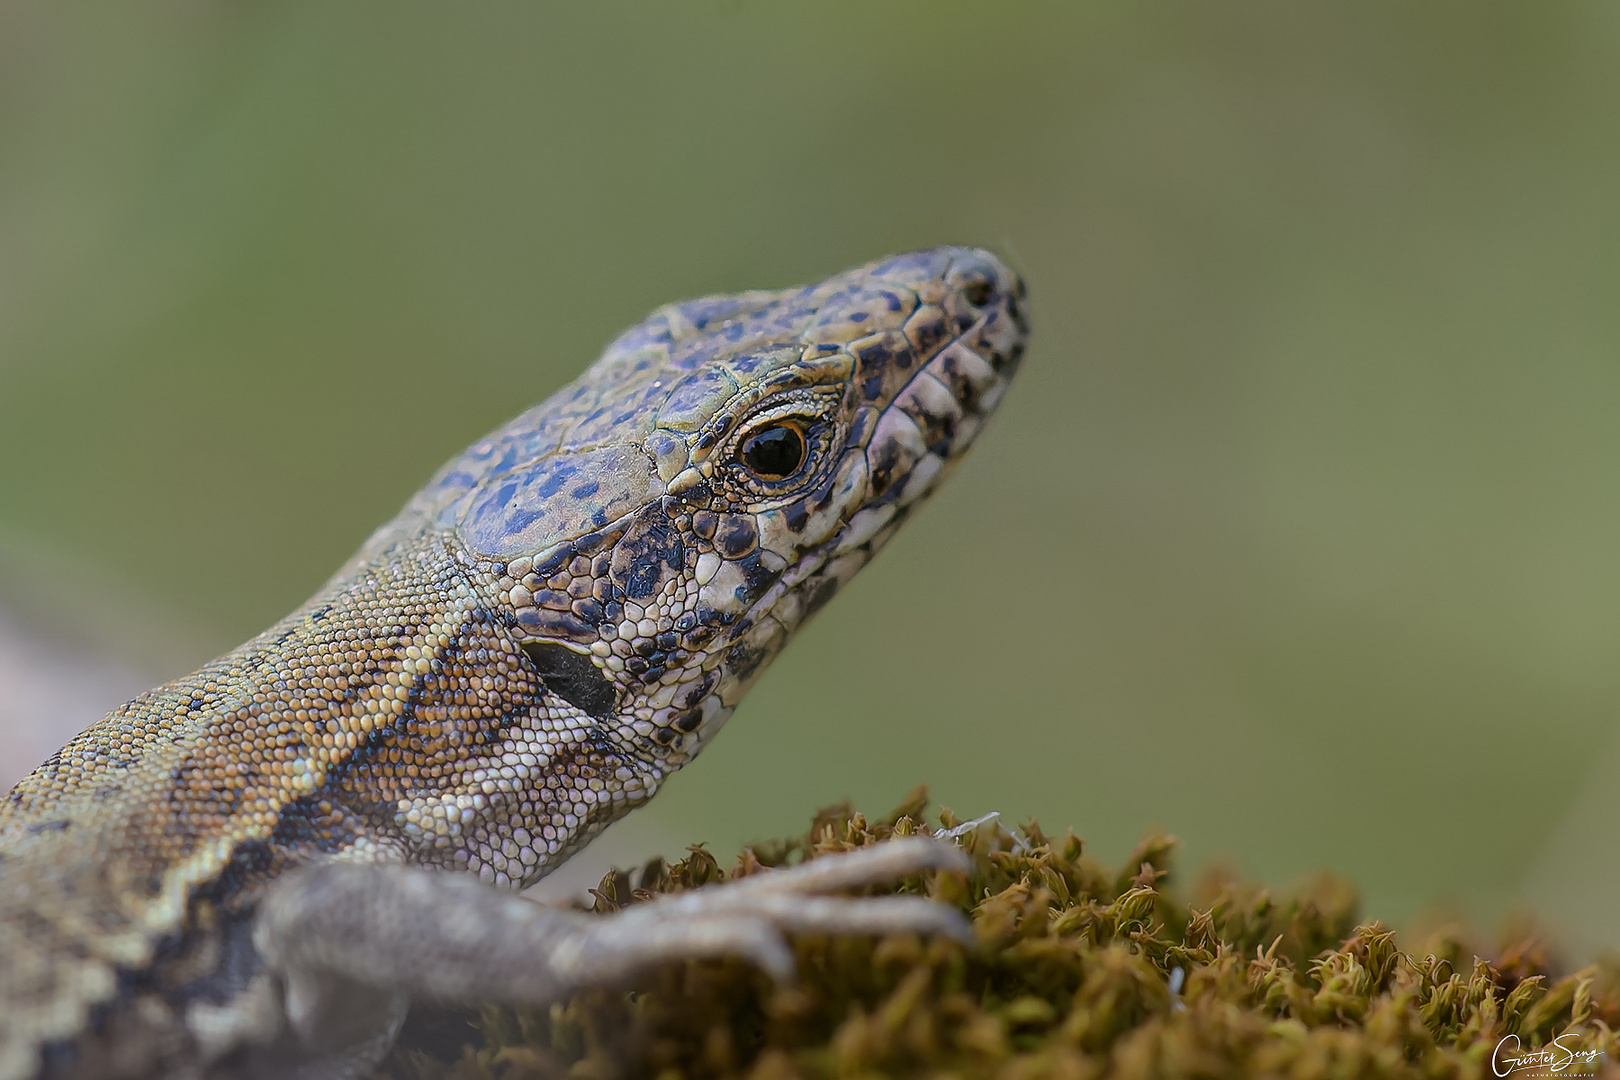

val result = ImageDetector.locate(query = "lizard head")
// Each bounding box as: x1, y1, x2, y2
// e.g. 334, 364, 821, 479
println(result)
417, 247, 1026, 766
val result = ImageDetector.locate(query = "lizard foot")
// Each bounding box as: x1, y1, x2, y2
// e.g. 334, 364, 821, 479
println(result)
570, 836, 975, 983
250, 837, 970, 1071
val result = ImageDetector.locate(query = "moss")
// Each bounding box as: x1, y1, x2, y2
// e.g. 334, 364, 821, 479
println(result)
379, 789, 1620, 1080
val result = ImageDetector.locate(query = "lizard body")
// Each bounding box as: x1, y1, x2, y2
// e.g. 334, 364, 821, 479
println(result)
0, 248, 1027, 1079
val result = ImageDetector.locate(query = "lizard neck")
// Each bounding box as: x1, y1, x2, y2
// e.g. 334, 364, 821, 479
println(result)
3, 531, 664, 929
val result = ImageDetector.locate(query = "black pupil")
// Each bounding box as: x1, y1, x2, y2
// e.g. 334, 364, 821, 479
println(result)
740, 424, 805, 480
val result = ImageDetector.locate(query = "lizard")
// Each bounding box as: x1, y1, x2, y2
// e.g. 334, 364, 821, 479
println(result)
0, 246, 1029, 1080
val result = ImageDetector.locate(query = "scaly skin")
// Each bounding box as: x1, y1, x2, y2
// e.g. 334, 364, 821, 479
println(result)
0, 247, 1027, 1079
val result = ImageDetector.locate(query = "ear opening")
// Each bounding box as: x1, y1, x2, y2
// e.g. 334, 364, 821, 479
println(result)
520, 641, 619, 719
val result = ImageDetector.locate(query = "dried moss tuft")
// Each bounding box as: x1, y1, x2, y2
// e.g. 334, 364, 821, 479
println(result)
380, 789, 1620, 1080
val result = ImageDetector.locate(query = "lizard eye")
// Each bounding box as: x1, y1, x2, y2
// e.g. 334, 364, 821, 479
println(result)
738, 421, 806, 481
709, 387, 846, 508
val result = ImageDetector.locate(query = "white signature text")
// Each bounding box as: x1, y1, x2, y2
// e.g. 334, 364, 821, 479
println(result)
1492, 1034, 1604, 1077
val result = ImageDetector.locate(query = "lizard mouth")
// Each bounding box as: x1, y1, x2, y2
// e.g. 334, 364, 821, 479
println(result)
850, 248, 1027, 508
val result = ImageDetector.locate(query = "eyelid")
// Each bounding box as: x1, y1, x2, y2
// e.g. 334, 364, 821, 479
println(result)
737, 405, 817, 433
724, 407, 822, 461
738, 414, 808, 441
704, 388, 848, 510
693, 383, 845, 463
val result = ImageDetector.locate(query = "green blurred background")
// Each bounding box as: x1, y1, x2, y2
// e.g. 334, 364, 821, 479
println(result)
1, 3, 1616, 953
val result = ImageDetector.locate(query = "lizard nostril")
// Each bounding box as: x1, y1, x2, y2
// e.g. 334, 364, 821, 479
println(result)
962, 280, 994, 308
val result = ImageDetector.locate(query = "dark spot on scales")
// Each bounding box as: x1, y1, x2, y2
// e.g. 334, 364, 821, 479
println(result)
522, 642, 618, 719
731, 552, 778, 601
533, 461, 581, 499
868, 441, 902, 498
802, 575, 842, 619
613, 514, 686, 600
627, 560, 660, 598
714, 516, 758, 558
727, 644, 767, 683
680, 669, 718, 708
535, 547, 575, 578
514, 608, 599, 642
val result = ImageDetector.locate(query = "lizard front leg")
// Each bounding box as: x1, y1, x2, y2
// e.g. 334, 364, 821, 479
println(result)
250, 837, 971, 1077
